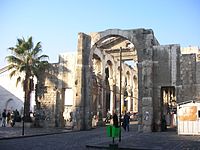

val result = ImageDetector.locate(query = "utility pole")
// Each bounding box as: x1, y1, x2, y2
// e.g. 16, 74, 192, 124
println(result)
119, 47, 122, 142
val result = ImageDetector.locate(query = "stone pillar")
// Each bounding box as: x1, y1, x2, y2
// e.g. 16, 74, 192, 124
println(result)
101, 56, 106, 116
132, 87, 138, 113
121, 87, 125, 113
74, 32, 92, 130
109, 78, 114, 114
138, 60, 154, 132
133, 77, 138, 113
142, 97, 153, 132
127, 94, 131, 112
96, 78, 102, 110
127, 86, 132, 112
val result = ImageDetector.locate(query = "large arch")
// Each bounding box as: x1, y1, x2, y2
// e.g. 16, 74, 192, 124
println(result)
89, 28, 159, 62
75, 28, 160, 132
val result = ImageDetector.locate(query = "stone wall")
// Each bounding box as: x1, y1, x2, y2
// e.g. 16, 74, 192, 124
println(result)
40, 86, 57, 127
152, 44, 180, 131
179, 54, 196, 102
180, 46, 200, 100
196, 62, 200, 100
39, 63, 64, 127
196, 62, 200, 84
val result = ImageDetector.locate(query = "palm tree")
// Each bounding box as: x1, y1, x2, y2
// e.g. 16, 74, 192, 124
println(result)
6, 37, 49, 122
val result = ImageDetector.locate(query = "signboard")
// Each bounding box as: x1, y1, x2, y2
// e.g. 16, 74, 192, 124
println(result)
178, 106, 197, 121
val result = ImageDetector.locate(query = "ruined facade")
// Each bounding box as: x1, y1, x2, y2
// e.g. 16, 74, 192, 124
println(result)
38, 29, 200, 132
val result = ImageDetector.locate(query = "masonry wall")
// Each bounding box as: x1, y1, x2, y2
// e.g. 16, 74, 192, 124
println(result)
59, 53, 77, 127
179, 54, 196, 102
152, 44, 180, 131
196, 62, 200, 100
196, 62, 200, 84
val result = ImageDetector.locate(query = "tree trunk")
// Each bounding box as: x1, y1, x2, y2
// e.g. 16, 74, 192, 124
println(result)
24, 90, 31, 122
23, 78, 32, 122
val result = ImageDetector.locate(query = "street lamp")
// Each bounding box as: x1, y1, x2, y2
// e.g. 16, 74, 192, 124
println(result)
119, 47, 122, 142
22, 102, 25, 135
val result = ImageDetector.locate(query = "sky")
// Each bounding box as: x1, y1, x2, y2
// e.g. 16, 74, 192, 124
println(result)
0, 0, 200, 68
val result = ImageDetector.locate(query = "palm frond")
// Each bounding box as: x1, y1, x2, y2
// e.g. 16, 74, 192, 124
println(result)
31, 42, 42, 57
38, 55, 49, 61
17, 38, 23, 45
9, 70, 17, 78
16, 76, 22, 86
6, 55, 23, 65
19, 64, 27, 72
8, 47, 15, 51
7, 64, 17, 70
27, 36, 33, 50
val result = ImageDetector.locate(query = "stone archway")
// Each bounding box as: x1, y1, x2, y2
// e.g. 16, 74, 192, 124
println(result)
75, 28, 159, 132
5, 98, 14, 110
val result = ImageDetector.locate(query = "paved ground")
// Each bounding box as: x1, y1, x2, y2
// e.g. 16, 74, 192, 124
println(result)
0, 125, 72, 139
0, 122, 200, 150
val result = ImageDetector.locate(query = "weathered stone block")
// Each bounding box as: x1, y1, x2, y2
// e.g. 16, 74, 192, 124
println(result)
142, 106, 153, 126
142, 97, 152, 106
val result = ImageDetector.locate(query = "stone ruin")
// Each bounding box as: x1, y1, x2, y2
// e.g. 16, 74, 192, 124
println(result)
38, 28, 200, 132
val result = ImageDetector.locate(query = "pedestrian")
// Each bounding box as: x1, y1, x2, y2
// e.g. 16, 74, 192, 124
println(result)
14, 109, 20, 122
112, 110, 118, 128
122, 111, 130, 131
10, 110, 16, 127
2, 109, 6, 127
161, 115, 167, 131
6, 110, 11, 125
105, 109, 111, 123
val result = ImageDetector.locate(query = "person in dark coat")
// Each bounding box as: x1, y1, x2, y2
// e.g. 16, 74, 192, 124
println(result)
112, 110, 118, 128
2, 109, 6, 127
6, 111, 11, 125
122, 111, 130, 131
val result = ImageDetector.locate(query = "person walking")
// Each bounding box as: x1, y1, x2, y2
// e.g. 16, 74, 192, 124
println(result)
112, 110, 118, 128
6, 111, 11, 125
2, 109, 7, 127
105, 109, 111, 123
122, 111, 130, 131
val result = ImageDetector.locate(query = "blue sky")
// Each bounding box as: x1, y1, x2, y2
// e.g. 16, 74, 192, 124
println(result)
0, 0, 199, 68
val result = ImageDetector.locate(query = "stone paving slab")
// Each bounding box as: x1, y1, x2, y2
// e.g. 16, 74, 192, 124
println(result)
86, 130, 200, 150
0, 126, 71, 139
0, 122, 200, 150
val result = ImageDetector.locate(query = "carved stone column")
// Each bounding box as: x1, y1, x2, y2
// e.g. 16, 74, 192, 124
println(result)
121, 87, 125, 113
127, 86, 132, 112
109, 78, 114, 114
